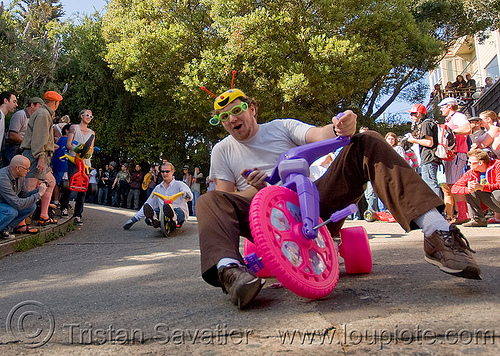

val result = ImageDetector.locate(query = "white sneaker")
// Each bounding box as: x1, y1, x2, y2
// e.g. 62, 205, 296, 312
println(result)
74, 216, 83, 225
61, 208, 69, 217
1, 230, 15, 239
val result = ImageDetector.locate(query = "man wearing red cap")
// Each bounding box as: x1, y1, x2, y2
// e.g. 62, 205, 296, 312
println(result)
20, 90, 63, 225
407, 103, 441, 197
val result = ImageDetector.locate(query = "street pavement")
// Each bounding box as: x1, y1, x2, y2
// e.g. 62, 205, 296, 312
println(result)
0, 203, 499, 355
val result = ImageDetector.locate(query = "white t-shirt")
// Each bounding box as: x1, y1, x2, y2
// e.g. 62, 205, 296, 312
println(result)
445, 111, 469, 153
210, 119, 313, 191
89, 168, 97, 184
0, 111, 5, 149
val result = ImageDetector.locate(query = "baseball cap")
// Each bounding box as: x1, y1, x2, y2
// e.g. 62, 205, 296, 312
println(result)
407, 103, 427, 115
183, 165, 189, 170
438, 97, 458, 107
468, 116, 481, 122
44, 91, 63, 102
29, 97, 44, 105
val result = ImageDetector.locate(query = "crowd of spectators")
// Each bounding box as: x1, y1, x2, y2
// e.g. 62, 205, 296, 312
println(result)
433, 74, 495, 104
404, 98, 500, 226
91, 161, 206, 217
0, 90, 208, 238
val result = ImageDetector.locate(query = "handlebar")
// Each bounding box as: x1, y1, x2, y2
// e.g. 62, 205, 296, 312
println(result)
153, 191, 184, 204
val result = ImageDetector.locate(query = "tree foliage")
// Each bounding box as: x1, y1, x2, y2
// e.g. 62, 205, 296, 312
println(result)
103, 0, 497, 130
0, 0, 63, 94
2, 0, 498, 171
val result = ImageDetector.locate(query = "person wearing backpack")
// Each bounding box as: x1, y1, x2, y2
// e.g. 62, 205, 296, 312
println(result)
407, 104, 442, 197
438, 97, 472, 224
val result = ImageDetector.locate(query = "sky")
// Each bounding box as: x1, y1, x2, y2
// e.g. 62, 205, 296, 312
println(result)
5, 0, 108, 18
5, 0, 422, 118
58, 0, 108, 18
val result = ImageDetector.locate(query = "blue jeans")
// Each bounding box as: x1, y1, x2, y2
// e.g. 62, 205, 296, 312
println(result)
0, 203, 37, 231
174, 207, 185, 224
98, 187, 108, 205
192, 190, 200, 216
421, 162, 442, 198
153, 206, 186, 225
364, 181, 379, 211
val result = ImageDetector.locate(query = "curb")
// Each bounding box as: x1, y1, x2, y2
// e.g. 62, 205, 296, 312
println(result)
0, 216, 74, 260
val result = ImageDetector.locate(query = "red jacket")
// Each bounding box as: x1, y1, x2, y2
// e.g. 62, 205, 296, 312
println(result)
451, 159, 500, 195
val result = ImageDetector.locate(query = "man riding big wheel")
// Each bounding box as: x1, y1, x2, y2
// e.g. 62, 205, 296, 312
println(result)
123, 161, 193, 234
197, 71, 481, 310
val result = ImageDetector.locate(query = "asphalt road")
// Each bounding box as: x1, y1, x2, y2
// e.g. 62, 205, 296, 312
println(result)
0, 203, 499, 355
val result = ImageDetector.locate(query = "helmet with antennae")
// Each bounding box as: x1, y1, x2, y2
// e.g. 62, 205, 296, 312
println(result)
201, 70, 246, 110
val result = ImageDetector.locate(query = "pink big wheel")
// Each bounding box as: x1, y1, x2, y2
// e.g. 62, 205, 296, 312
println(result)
249, 186, 340, 299
338, 226, 373, 274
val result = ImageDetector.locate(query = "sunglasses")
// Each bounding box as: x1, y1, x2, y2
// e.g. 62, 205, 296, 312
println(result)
209, 102, 248, 126
160, 169, 171, 173
83, 114, 94, 119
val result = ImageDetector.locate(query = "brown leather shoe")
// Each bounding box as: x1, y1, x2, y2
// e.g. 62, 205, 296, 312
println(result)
218, 264, 265, 308
463, 219, 487, 227
424, 225, 481, 280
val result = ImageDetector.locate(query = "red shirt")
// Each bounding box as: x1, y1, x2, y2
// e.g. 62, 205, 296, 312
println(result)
451, 160, 500, 195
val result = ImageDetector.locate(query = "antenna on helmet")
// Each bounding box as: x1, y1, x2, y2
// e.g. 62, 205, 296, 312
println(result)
201, 86, 217, 98
231, 70, 236, 89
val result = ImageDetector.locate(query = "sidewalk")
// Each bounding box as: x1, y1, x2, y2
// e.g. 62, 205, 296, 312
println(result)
0, 210, 75, 259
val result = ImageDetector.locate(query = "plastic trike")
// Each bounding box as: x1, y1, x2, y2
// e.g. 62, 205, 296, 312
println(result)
244, 135, 373, 299
152, 191, 184, 237
60, 134, 97, 195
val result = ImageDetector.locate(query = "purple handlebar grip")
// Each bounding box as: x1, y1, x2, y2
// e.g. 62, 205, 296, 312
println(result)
328, 204, 357, 223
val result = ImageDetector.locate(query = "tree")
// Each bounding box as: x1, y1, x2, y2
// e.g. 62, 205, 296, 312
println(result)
104, 0, 497, 129
0, 0, 64, 99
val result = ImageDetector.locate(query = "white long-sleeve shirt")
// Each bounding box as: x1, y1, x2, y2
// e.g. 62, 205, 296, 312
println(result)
133, 178, 193, 221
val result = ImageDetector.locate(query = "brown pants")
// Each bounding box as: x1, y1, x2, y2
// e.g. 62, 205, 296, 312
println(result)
197, 131, 444, 287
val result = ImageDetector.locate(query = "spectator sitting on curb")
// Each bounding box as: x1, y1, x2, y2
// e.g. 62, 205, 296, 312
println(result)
451, 149, 500, 227
123, 161, 193, 231
0, 155, 46, 238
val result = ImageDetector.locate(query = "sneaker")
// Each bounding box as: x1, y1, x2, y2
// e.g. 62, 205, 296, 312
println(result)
61, 208, 69, 217
0, 230, 15, 239
74, 216, 83, 225
218, 263, 265, 309
463, 219, 487, 227
424, 225, 481, 280
163, 204, 176, 231
487, 217, 500, 224
123, 217, 137, 230
144, 204, 160, 228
